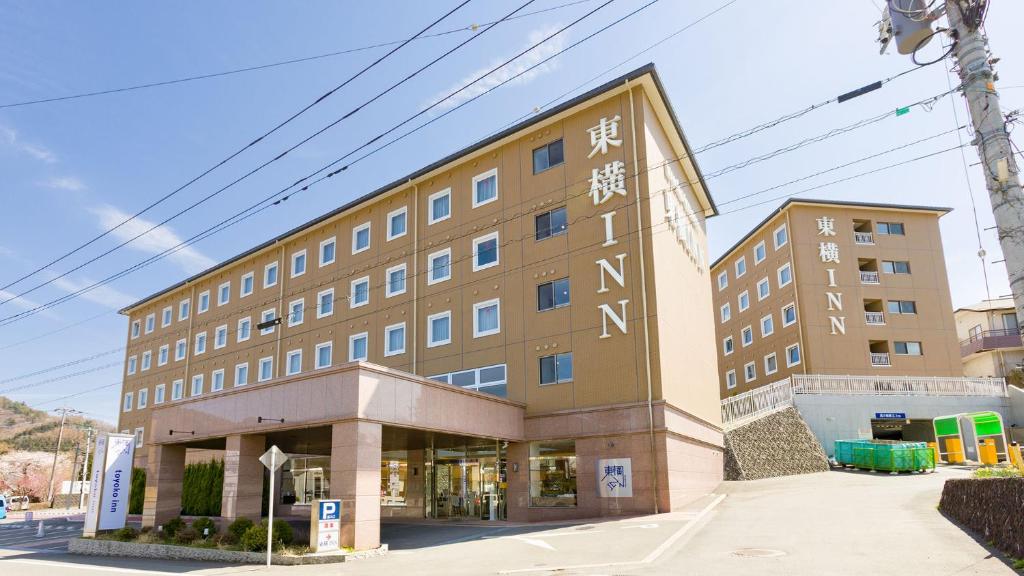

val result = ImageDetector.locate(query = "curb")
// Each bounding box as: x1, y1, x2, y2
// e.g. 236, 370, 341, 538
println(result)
67, 537, 387, 565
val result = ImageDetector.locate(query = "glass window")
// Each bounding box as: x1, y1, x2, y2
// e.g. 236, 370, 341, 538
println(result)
128, 355, 137, 375
726, 370, 737, 389
172, 379, 183, 400
388, 207, 407, 240
215, 325, 227, 348
717, 271, 728, 291
744, 362, 756, 382
318, 289, 334, 318
137, 388, 147, 409
540, 352, 573, 385
191, 374, 203, 396
320, 237, 336, 266
131, 321, 140, 338
144, 314, 155, 334
141, 351, 151, 371
429, 189, 451, 224
158, 345, 168, 366
353, 223, 371, 253
175, 339, 186, 361
265, 261, 279, 287
878, 222, 905, 235
474, 299, 500, 337
742, 326, 753, 346
194, 332, 207, 355
429, 364, 507, 397
735, 257, 747, 278
238, 317, 251, 342
162, 306, 172, 327
241, 272, 254, 296
723, 336, 734, 355
179, 299, 190, 321
754, 241, 766, 264
385, 323, 405, 356
765, 353, 778, 375
155, 384, 165, 404
778, 263, 792, 287
289, 299, 305, 326
757, 278, 770, 300
538, 278, 570, 311
386, 264, 407, 297
473, 169, 498, 206
212, 370, 225, 392
235, 363, 248, 386
532, 139, 564, 173
349, 333, 368, 361
774, 224, 788, 248
428, 249, 451, 284
258, 357, 273, 382
720, 303, 731, 323
761, 314, 774, 337
738, 291, 749, 311
381, 450, 409, 507
782, 303, 797, 326
291, 250, 307, 277
473, 233, 499, 271
287, 350, 302, 375
428, 312, 451, 347
882, 260, 911, 274
198, 291, 210, 313
350, 278, 369, 308
887, 300, 918, 314
786, 343, 801, 367
260, 309, 276, 335
535, 206, 568, 240
218, 282, 230, 306
894, 341, 923, 355
529, 440, 576, 507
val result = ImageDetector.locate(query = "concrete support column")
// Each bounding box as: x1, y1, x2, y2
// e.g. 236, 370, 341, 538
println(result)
142, 443, 186, 529
221, 434, 266, 522
331, 421, 381, 550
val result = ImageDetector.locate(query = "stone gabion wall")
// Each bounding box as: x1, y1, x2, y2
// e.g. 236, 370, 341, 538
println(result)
940, 478, 1024, 560
723, 407, 830, 481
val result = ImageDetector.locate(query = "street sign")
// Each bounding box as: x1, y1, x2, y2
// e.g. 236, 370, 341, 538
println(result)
259, 445, 288, 566
310, 499, 342, 553
875, 412, 907, 420
259, 445, 288, 471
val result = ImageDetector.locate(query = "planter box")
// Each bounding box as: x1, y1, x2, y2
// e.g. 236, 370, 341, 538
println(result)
940, 477, 1024, 560
68, 537, 387, 565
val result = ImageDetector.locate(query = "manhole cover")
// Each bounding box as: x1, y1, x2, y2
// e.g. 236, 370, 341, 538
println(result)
574, 525, 596, 531
732, 548, 786, 558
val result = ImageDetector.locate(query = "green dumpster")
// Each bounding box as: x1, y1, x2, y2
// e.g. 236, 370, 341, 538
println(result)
834, 440, 935, 472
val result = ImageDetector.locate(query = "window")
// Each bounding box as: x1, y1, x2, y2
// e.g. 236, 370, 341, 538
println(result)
532, 139, 564, 173
387, 207, 408, 240
145, 313, 155, 334
428, 188, 451, 224
765, 353, 778, 375
175, 339, 186, 361
754, 241, 766, 264
218, 281, 230, 306
473, 232, 499, 271
162, 306, 172, 327
430, 364, 508, 397
741, 326, 753, 347
777, 263, 792, 287
349, 332, 368, 361
194, 331, 207, 355
234, 363, 249, 386
191, 374, 204, 397
320, 236, 336, 266
428, 248, 451, 284
211, 369, 225, 392
154, 384, 165, 405
887, 300, 917, 314
529, 440, 576, 508
141, 351, 152, 371
288, 299, 305, 326
127, 355, 137, 375
171, 379, 184, 401
384, 323, 405, 356
738, 291, 750, 312
237, 317, 251, 342
352, 222, 371, 254
717, 271, 728, 291
260, 309, 276, 335
198, 290, 210, 314
134, 428, 144, 449
786, 343, 801, 367
291, 250, 307, 278
240, 272, 254, 298
214, 325, 227, 349
725, 370, 737, 389
761, 314, 774, 337
350, 277, 369, 308
538, 278, 570, 311
286, 349, 302, 375
264, 261, 279, 288
723, 336, 734, 356
158, 345, 169, 366
757, 278, 770, 301
472, 168, 498, 207
782, 303, 797, 327
894, 341, 923, 355
877, 222, 905, 235
179, 298, 190, 321
535, 206, 568, 241
881, 260, 911, 274
744, 362, 756, 383
720, 303, 732, 323
386, 264, 407, 297
316, 341, 333, 368
258, 357, 274, 382
131, 320, 140, 339
473, 299, 500, 337
317, 288, 334, 318
137, 388, 148, 410
774, 224, 788, 249
427, 311, 451, 347
540, 352, 573, 384
735, 256, 747, 278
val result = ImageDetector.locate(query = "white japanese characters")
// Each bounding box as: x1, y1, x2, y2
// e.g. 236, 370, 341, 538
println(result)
663, 165, 704, 269
587, 115, 622, 158
817, 215, 845, 335
589, 115, 630, 339
589, 160, 627, 205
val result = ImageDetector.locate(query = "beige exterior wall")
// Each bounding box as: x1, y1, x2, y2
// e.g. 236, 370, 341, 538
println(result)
955, 301, 1024, 377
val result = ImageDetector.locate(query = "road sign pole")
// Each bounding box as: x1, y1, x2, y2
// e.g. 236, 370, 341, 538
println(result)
267, 450, 275, 567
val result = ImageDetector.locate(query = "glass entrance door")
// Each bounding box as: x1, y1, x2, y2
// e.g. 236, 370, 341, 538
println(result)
428, 441, 506, 520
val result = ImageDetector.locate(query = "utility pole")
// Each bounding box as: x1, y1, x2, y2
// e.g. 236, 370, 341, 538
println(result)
45, 407, 80, 507
67, 440, 80, 510
79, 427, 93, 509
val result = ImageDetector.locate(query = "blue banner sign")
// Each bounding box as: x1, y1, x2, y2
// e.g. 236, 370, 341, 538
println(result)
875, 412, 907, 420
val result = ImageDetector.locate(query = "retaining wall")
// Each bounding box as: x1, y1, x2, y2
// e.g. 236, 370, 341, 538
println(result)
939, 477, 1024, 560
723, 407, 829, 481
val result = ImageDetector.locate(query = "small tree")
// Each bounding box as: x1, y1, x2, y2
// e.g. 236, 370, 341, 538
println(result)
1006, 368, 1024, 388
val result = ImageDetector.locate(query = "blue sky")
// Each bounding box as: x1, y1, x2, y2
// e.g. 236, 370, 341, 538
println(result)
1, 0, 1021, 423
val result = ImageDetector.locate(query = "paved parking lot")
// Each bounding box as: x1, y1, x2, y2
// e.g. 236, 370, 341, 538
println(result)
0, 517, 86, 552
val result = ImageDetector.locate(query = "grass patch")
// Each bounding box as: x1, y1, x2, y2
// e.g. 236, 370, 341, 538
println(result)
973, 466, 1023, 479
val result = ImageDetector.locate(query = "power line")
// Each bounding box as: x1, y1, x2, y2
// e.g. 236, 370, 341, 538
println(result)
27, 382, 122, 410
0, 362, 123, 396
0, 347, 124, 385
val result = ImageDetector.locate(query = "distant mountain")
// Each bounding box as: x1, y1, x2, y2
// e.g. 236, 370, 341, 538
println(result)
0, 397, 112, 455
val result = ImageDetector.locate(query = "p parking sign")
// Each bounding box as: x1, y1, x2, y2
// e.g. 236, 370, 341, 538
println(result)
319, 500, 340, 521
310, 499, 342, 552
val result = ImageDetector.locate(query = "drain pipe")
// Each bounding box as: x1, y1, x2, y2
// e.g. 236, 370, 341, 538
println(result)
411, 180, 419, 374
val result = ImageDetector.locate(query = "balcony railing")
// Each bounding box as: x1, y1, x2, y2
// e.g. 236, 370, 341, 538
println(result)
864, 312, 885, 325
792, 374, 1007, 397
860, 271, 880, 284
870, 352, 891, 366
959, 328, 1024, 357
721, 378, 795, 430
854, 231, 874, 245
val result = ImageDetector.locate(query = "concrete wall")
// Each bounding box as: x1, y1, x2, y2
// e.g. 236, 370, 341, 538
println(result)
1009, 385, 1024, 428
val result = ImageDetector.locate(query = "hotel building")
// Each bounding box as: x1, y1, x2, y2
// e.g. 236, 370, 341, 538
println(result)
116, 65, 724, 550
712, 199, 963, 397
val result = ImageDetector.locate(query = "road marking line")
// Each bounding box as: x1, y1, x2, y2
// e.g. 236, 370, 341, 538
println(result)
0, 558, 181, 574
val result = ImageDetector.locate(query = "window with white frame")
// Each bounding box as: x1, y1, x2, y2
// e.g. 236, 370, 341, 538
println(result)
131, 320, 140, 339
717, 271, 728, 291
387, 207, 408, 240
179, 298, 190, 321
141, 350, 152, 371
123, 392, 133, 412
894, 341, 923, 355
349, 332, 368, 361
194, 331, 207, 355
315, 342, 333, 369
786, 343, 801, 367
757, 278, 770, 301
473, 299, 500, 337
782, 303, 797, 327
198, 290, 210, 313
237, 316, 251, 342
723, 336, 734, 356
761, 314, 774, 337
260, 309, 276, 335
175, 339, 186, 361
725, 370, 737, 389
191, 374, 203, 396
127, 355, 137, 375
430, 364, 508, 397
211, 369, 225, 392
472, 232, 499, 271
744, 362, 756, 383
171, 379, 184, 401
386, 263, 407, 297
264, 261, 279, 288
754, 241, 766, 264
384, 323, 405, 356
738, 291, 750, 312
320, 236, 336, 266
735, 256, 747, 278
720, 303, 731, 323
240, 272, 254, 297
286, 349, 302, 375
218, 281, 230, 306
235, 363, 249, 386
350, 277, 369, 308
428, 188, 451, 224
765, 353, 778, 375
158, 345, 169, 366
137, 388, 148, 409
472, 168, 498, 207
162, 306, 172, 327
774, 224, 788, 249
214, 324, 228, 349
539, 352, 573, 385
258, 357, 273, 382
741, 326, 753, 347
155, 384, 165, 404
317, 288, 334, 318
288, 299, 304, 326
352, 222, 371, 254
291, 250, 307, 278
777, 263, 792, 287
428, 248, 451, 284
134, 428, 144, 448
145, 313, 155, 334
427, 311, 451, 347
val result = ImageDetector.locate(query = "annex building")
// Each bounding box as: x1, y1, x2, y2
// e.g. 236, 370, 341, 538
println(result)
116, 64, 724, 550
956, 298, 1024, 379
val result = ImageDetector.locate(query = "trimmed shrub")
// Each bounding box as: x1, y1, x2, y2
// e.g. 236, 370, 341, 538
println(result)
181, 459, 224, 516
270, 519, 294, 545
112, 527, 138, 542
129, 468, 146, 515
162, 516, 185, 539
239, 523, 269, 552
213, 531, 238, 547
191, 516, 217, 538
174, 527, 198, 545
227, 517, 254, 540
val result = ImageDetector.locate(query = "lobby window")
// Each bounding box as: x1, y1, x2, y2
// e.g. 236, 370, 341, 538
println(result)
131, 320, 140, 339
286, 350, 302, 376
754, 241, 766, 264
738, 291, 750, 312
881, 260, 911, 274
179, 299, 190, 321
291, 250, 307, 278
538, 278, 570, 311
214, 325, 228, 349
154, 384, 165, 405
777, 263, 792, 288
145, 313, 155, 334
212, 369, 225, 392
158, 345, 168, 366
316, 342, 333, 369
717, 271, 728, 291
428, 189, 451, 224
386, 264, 407, 297
529, 440, 577, 508
472, 168, 498, 207
741, 326, 753, 347
473, 299, 500, 338
198, 290, 210, 314
427, 311, 451, 347
428, 249, 452, 284
352, 222, 371, 254
431, 364, 507, 397
532, 139, 564, 173
540, 352, 573, 385
774, 224, 788, 249
735, 256, 747, 278
384, 323, 405, 356
761, 314, 774, 337
237, 317, 251, 342
723, 336, 734, 356
137, 388, 148, 410
381, 451, 409, 506
258, 357, 274, 382
194, 332, 207, 355
894, 341, 923, 356
175, 339, 186, 361
218, 281, 230, 306
535, 206, 568, 241
786, 343, 801, 367
318, 288, 334, 318
260, 309, 276, 335
725, 370, 737, 389
765, 353, 778, 375
350, 277, 369, 308
744, 362, 756, 383
191, 374, 204, 397
172, 379, 184, 401
782, 303, 797, 327
387, 207, 408, 240
887, 300, 917, 314
235, 363, 249, 386
720, 303, 731, 323
264, 261, 279, 288
320, 236, 337, 267
141, 351, 152, 371
757, 278, 770, 301
128, 355, 137, 375
162, 306, 172, 328
289, 298, 305, 326
473, 232, 499, 271
241, 272, 254, 297
877, 221, 905, 235
349, 332, 368, 361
